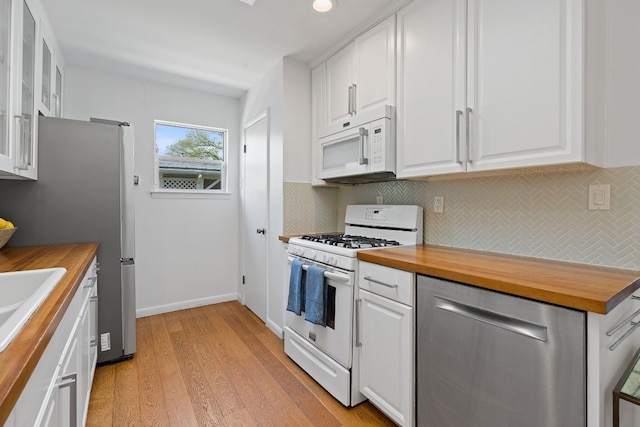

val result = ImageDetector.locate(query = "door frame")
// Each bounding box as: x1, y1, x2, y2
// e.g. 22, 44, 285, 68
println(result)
240, 109, 270, 319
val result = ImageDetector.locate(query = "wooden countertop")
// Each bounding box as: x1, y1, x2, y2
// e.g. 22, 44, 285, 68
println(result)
358, 244, 640, 315
0, 243, 99, 425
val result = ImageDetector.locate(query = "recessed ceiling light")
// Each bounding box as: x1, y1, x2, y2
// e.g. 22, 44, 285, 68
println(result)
237, 0, 256, 5
312, 0, 336, 13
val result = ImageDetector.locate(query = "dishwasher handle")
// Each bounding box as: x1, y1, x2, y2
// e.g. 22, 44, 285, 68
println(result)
435, 296, 548, 342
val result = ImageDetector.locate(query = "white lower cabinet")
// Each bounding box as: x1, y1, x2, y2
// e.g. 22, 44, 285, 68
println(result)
358, 261, 414, 427
587, 292, 640, 427
5, 256, 98, 427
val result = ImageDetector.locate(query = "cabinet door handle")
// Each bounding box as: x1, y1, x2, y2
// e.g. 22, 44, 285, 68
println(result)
58, 373, 78, 427
355, 298, 362, 347
351, 83, 357, 115
14, 115, 27, 170
455, 110, 463, 164
348, 85, 354, 115
606, 306, 640, 351
84, 276, 98, 288
52, 93, 60, 117
466, 107, 473, 164
609, 321, 640, 351
607, 309, 640, 336
363, 276, 397, 289
358, 127, 368, 165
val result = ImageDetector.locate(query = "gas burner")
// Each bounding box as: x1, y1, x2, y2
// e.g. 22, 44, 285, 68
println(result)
300, 234, 401, 249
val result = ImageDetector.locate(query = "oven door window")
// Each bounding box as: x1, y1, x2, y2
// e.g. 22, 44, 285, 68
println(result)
326, 285, 336, 329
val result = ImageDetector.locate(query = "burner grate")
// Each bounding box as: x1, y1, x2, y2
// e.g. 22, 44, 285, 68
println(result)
301, 234, 400, 249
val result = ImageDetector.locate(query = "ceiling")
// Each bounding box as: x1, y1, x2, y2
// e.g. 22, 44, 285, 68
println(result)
39, 0, 406, 98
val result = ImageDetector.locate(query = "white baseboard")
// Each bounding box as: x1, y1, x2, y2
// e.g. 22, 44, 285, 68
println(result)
136, 293, 238, 318
266, 318, 284, 338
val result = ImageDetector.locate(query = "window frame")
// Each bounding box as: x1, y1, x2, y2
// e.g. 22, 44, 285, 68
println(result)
152, 119, 230, 199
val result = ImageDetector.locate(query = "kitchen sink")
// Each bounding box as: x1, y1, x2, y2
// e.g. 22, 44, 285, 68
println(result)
0, 268, 67, 352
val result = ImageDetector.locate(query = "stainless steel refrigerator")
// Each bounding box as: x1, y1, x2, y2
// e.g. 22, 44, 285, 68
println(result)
0, 116, 136, 364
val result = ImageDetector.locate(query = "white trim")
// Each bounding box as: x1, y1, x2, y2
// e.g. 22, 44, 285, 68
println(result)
135, 293, 237, 318
150, 189, 231, 199
153, 119, 229, 193
266, 318, 284, 338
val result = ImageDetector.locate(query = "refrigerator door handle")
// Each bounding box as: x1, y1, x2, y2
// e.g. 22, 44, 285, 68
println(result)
121, 261, 136, 356
120, 124, 135, 260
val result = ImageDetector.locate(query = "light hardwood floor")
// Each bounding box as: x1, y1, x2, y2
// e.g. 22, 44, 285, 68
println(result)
86, 301, 395, 426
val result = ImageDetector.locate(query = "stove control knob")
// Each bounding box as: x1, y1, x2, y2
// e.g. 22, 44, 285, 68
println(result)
327, 256, 337, 266
304, 250, 316, 260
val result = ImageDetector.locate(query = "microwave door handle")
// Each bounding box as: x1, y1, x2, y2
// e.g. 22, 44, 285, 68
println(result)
358, 127, 368, 165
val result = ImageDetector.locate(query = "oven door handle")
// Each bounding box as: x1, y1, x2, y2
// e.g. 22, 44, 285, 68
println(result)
287, 257, 351, 283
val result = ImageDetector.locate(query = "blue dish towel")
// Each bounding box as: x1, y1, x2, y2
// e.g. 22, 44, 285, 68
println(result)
286, 259, 305, 315
304, 265, 327, 326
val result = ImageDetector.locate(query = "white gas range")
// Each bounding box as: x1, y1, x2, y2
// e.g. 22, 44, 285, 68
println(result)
284, 205, 423, 406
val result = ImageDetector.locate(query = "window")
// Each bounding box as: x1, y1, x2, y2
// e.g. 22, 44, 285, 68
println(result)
154, 120, 228, 193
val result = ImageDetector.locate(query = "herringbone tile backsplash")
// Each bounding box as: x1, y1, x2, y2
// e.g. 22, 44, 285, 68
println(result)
284, 166, 640, 270
283, 182, 338, 234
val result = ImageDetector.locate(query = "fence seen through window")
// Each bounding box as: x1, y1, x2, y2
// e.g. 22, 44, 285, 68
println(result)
154, 121, 227, 191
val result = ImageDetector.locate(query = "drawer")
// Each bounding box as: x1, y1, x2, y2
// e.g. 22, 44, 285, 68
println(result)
358, 261, 414, 306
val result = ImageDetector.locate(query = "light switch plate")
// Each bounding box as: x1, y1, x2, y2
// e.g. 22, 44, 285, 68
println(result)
589, 184, 610, 210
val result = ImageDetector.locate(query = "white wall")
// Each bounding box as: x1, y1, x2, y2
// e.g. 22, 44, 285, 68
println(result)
240, 57, 311, 336
64, 65, 241, 317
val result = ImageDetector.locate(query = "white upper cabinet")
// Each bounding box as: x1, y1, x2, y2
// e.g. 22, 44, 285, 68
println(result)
397, 0, 640, 179
397, 0, 583, 178
0, 0, 64, 180
396, 0, 466, 177
352, 16, 396, 116
466, 0, 582, 172
12, 0, 38, 180
316, 15, 396, 138
326, 44, 354, 130
0, 0, 12, 173
38, 15, 63, 118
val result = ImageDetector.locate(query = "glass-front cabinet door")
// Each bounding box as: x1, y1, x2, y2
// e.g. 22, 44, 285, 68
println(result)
40, 38, 51, 111
39, 18, 58, 117
15, 0, 36, 178
0, 0, 62, 179
54, 65, 62, 117
0, 0, 11, 171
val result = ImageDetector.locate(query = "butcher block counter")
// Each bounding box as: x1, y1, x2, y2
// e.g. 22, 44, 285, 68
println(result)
0, 243, 99, 426
357, 244, 640, 315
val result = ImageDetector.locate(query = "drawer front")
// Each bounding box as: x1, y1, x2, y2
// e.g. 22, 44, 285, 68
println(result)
358, 261, 414, 306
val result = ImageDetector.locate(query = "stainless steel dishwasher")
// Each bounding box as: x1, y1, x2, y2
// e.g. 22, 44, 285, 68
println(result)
417, 275, 586, 427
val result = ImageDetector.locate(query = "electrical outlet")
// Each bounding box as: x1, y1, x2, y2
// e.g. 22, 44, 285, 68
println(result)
100, 332, 111, 351
434, 196, 444, 214
376, 195, 384, 204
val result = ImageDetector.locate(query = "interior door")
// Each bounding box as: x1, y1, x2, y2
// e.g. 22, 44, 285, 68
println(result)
242, 112, 269, 321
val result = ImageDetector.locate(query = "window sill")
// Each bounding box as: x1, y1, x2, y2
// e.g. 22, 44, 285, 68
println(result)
150, 189, 232, 200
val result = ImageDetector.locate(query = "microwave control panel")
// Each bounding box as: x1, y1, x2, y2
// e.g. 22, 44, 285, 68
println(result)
369, 117, 392, 171
371, 126, 383, 165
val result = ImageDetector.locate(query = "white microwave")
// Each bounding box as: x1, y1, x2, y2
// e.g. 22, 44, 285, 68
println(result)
317, 106, 395, 184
